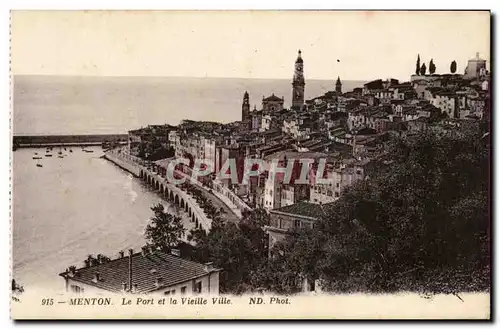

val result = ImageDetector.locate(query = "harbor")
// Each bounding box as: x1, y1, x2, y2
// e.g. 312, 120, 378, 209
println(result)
12, 146, 192, 290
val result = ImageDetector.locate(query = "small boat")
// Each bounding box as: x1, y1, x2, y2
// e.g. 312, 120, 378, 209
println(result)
58, 151, 62, 155
69, 149, 73, 153
36, 164, 43, 168
32, 156, 42, 160
64, 147, 67, 151
34, 152, 38, 155
58, 155, 64, 158
84, 149, 94, 153
45, 154, 52, 157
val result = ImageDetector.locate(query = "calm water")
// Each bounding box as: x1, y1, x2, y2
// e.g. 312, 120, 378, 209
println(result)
13, 75, 365, 135
12, 147, 192, 291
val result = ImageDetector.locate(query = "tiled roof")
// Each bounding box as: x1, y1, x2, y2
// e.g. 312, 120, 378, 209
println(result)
59, 250, 220, 293
272, 201, 335, 220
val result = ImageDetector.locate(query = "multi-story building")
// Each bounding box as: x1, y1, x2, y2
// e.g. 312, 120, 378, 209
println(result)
309, 158, 367, 204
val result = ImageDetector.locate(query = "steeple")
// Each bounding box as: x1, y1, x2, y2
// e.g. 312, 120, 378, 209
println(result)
335, 76, 342, 94
242, 91, 250, 123
296, 50, 303, 63
292, 49, 305, 110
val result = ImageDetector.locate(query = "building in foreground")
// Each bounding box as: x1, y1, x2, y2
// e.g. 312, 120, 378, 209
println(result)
59, 247, 221, 295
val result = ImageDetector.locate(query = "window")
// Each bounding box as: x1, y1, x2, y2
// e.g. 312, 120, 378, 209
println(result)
70, 285, 82, 294
194, 282, 202, 294
294, 219, 301, 228
335, 192, 340, 197
181, 286, 187, 294
164, 290, 170, 295
171, 290, 176, 295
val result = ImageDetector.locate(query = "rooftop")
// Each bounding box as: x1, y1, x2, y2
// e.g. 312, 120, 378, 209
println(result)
59, 249, 220, 293
263, 94, 284, 102
272, 201, 335, 220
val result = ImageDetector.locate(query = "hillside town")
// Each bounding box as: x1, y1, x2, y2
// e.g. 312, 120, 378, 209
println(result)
127, 49, 489, 243
60, 50, 490, 296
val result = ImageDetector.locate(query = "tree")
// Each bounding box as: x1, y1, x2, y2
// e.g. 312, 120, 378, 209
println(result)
267, 129, 489, 295
145, 203, 186, 252
420, 63, 427, 75
450, 60, 457, 73
415, 54, 421, 75
429, 59, 436, 74
189, 209, 270, 294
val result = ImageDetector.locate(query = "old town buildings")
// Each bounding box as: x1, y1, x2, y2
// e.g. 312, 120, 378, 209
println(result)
126, 51, 490, 256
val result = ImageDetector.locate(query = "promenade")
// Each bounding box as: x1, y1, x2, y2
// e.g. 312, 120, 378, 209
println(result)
104, 149, 212, 232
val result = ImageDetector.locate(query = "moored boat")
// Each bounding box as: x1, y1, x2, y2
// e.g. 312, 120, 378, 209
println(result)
36, 163, 43, 168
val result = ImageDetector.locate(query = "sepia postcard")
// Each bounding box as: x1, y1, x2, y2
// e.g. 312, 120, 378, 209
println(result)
10, 10, 491, 320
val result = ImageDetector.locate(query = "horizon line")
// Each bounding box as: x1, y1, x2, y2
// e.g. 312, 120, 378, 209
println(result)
12, 73, 373, 82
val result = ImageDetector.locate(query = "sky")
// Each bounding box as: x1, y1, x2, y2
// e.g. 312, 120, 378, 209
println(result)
11, 10, 490, 81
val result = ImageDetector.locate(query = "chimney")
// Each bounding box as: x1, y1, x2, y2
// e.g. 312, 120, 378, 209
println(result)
141, 246, 148, 257
92, 272, 101, 283
155, 277, 163, 288
132, 284, 138, 293
68, 266, 76, 277
148, 245, 155, 254
128, 249, 133, 292
84, 259, 90, 268
204, 262, 214, 272
119, 250, 125, 259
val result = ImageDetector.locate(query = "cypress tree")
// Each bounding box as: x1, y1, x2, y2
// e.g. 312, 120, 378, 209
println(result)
420, 63, 427, 75
416, 54, 421, 75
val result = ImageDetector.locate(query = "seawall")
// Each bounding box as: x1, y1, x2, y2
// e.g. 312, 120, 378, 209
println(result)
103, 151, 141, 177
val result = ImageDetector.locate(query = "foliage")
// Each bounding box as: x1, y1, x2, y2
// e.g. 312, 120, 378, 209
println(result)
450, 60, 457, 74
136, 137, 175, 161
181, 182, 222, 220
420, 63, 427, 75
145, 203, 186, 252
429, 59, 436, 74
189, 209, 270, 294
266, 129, 490, 294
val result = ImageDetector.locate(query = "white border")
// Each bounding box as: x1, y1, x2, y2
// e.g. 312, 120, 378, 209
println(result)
2, 1, 498, 328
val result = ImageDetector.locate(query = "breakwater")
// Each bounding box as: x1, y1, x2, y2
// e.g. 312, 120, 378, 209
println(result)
13, 134, 128, 148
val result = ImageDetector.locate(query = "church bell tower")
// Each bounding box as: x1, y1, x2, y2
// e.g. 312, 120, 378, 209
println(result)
335, 76, 342, 94
242, 91, 250, 122
292, 50, 305, 110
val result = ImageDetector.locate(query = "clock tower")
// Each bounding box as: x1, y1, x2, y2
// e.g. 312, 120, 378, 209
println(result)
291, 50, 305, 110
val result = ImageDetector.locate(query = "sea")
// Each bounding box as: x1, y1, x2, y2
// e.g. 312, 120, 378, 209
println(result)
12, 75, 365, 292
13, 75, 365, 135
